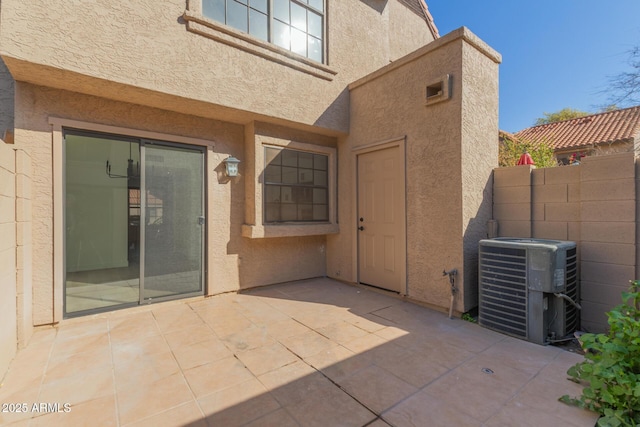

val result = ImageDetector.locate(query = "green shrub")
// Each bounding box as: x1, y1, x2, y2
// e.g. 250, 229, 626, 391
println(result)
461, 312, 477, 323
560, 281, 640, 426
498, 135, 557, 168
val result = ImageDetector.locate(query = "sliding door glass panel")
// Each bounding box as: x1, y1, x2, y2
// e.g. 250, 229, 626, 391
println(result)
65, 132, 140, 315
142, 144, 204, 301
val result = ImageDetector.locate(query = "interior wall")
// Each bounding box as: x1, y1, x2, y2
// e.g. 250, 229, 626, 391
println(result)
66, 135, 130, 272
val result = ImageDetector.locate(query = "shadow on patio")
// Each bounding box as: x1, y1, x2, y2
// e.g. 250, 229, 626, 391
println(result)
0, 278, 598, 426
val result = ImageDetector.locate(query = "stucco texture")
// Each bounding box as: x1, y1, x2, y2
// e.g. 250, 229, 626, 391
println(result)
14, 84, 330, 324
0, 0, 434, 135
460, 41, 500, 309
0, 0, 504, 327
341, 28, 500, 313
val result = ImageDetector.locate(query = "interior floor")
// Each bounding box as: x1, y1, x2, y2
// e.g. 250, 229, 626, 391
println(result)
65, 263, 201, 314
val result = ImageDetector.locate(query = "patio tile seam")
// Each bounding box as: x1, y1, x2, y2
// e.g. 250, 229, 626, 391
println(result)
120, 400, 203, 427
184, 352, 294, 427
33, 328, 61, 406
420, 366, 537, 424
238, 404, 293, 427
194, 302, 269, 342
175, 305, 224, 343
357, 362, 450, 421
447, 333, 509, 355
366, 306, 401, 323
381, 360, 453, 393
106, 326, 122, 427
131, 310, 206, 425
278, 340, 396, 422
481, 371, 548, 425
476, 338, 574, 385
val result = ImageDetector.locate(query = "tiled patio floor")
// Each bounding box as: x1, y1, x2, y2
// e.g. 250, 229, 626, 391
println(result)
0, 278, 598, 426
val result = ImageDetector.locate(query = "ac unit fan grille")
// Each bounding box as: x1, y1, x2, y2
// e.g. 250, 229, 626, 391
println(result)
479, 246, 527, 339
564, 247, 579, 333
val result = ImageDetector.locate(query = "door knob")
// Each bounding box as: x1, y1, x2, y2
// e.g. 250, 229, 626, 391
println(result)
358, 226, 364, 231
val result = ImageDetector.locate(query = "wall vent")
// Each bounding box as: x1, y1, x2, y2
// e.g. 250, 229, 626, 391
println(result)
478, 238, 579, 345
425, 74, 450, 105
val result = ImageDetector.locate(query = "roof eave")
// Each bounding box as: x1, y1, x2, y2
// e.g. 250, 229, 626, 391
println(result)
420, 1, 440, 39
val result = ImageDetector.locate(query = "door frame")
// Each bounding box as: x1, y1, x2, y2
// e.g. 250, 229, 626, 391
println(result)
52, 117, 213, 321
139, 139, 207, 305
352, 136, 408, 296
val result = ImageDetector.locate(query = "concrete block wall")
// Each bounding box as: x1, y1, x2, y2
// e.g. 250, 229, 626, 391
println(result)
0, 139, 33, 379
532, 166, 581, 241
0, 140, 18, 378
493, 165, 533, 237
493, 153, 637, 333
579, 154, 636, 332
15, 149, 33, 348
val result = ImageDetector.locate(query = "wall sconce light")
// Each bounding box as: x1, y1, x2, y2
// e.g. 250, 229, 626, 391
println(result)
223, 156, 241, 177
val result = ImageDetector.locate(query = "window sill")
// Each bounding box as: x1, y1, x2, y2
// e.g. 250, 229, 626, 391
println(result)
183, 10, 337, 81
242, 223, 339, 239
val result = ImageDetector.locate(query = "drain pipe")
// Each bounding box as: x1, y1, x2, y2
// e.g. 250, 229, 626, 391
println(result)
443, 269, 458, 319
554, 292, 582, 310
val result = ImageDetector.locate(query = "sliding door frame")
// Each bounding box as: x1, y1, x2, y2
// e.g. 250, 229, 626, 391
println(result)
139, 139, 207, 305
61, 128, 207, 318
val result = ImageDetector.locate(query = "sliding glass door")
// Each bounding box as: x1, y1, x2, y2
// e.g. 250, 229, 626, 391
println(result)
141, 142, 205, 302
64, 131, 205, 317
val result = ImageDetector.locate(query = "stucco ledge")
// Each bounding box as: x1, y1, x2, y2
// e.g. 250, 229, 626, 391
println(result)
183, 11, 337, 81
242, 223, 339, 238
348, 26, 501, 91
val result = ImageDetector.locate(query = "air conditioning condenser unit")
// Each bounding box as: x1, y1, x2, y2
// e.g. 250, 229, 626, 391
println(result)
478, 238, 579, 345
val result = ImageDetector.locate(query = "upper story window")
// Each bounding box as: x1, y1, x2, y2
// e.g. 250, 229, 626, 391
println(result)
203, 0, 324, 62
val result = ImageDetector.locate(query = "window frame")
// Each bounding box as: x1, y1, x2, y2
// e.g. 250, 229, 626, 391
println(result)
263, 146, 330, 224
203, 0, 325, 63
183, 0, 336, 80
242, 133, 338, 238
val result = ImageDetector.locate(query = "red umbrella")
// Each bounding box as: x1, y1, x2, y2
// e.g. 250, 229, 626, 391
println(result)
516, 152, 535, 165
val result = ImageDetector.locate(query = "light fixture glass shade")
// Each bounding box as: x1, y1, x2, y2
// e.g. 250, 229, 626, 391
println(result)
223, 156, 241, 177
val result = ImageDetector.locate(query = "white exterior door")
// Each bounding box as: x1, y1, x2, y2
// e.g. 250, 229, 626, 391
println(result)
357, 145, 405, 293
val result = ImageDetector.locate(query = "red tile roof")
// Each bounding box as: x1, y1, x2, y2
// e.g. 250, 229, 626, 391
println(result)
399, 0, 440, 38
514, 106, 640, 151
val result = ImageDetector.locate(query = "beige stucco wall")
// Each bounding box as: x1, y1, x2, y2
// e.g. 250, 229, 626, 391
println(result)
0, 139, 18, 377
0, 0, 434, 135
338, 28, 500, 313
493, 153, 637, 333
388, 1, 436, 62
14, 83, 330, 324
460, 41, 500, 309
0, 0, 440, 326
